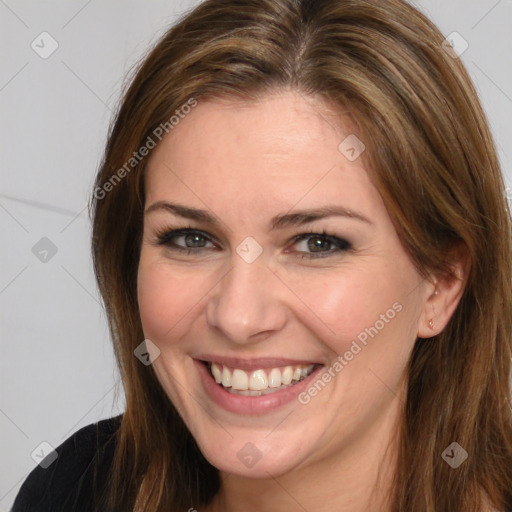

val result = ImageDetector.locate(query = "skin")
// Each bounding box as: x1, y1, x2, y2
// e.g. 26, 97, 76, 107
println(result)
137, 89, 468, 512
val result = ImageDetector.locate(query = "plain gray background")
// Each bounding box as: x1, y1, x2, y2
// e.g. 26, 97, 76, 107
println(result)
1, 1, 511, 509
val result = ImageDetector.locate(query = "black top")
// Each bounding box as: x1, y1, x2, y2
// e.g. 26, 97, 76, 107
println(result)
11, 414, 123, 512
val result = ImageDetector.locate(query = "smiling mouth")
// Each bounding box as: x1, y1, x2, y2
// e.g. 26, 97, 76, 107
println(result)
202, 361, 322, 396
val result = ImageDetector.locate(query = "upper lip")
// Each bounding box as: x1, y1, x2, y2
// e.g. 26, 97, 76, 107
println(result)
194, 355, 324, 370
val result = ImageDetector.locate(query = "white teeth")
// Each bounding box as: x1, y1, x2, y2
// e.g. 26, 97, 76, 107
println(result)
268, 368, 282, 388
208, 362, 317, 394
282, 366, 293, 385
221, 366, 231, 388
249, 369, 268, 390
231, 369, 249, 390
211, 363, 222, 383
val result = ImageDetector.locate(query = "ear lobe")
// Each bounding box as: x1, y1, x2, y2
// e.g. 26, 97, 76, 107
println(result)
417, 242, 471, 339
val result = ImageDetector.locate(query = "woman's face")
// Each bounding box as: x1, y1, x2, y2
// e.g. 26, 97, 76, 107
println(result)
137, 89, 434, 478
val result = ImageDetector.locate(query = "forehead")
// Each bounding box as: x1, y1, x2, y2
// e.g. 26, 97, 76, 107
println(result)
144, 90, 383, 221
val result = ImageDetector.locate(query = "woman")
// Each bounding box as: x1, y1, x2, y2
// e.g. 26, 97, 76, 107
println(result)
12, 0, 512, 510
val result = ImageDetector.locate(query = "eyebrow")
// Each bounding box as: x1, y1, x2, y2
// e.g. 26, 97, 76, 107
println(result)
144, 201, 373, 229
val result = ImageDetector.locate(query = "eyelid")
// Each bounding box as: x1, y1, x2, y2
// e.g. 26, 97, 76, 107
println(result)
154, 226, 216, 247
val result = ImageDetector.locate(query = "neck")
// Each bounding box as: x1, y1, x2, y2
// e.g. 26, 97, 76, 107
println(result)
205, 394, 403, 512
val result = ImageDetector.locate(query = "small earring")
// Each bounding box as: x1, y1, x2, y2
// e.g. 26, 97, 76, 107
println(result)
433, 289, 439, 296
428, 319, 435, 329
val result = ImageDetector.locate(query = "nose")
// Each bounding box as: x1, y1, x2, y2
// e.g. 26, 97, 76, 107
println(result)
206, 253, 288, 345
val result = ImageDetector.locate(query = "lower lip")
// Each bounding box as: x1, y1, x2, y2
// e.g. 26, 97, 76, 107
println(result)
194, 359, 324, 415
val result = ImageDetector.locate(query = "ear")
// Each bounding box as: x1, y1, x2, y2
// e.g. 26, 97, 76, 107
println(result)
416, 242, 471, 339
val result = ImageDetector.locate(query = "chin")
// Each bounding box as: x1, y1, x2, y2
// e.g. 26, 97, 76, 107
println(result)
193, 430, 312, 479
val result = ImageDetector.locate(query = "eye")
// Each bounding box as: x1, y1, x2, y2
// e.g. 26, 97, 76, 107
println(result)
155, 227, 216, 253
288, 230, 352, 259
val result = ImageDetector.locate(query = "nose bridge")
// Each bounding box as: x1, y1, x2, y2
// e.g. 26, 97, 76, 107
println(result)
206, 252, 286, 344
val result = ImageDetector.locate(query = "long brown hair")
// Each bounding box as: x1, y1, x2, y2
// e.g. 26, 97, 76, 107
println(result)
89, 0, 512, 510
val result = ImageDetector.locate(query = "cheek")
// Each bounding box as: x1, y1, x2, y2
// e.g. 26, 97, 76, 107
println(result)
285, 268, 411, 358
137, 258, 209, 341
292, 269, 395, 328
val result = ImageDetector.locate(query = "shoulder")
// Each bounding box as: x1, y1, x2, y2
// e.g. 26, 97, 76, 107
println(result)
11, 414, 123, 512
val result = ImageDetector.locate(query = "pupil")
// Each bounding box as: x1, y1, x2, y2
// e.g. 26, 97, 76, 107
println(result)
186, 233, 205, 247
308, 236, 329, 252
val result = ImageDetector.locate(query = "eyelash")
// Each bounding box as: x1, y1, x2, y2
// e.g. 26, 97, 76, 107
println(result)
154, 225, 352, 259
